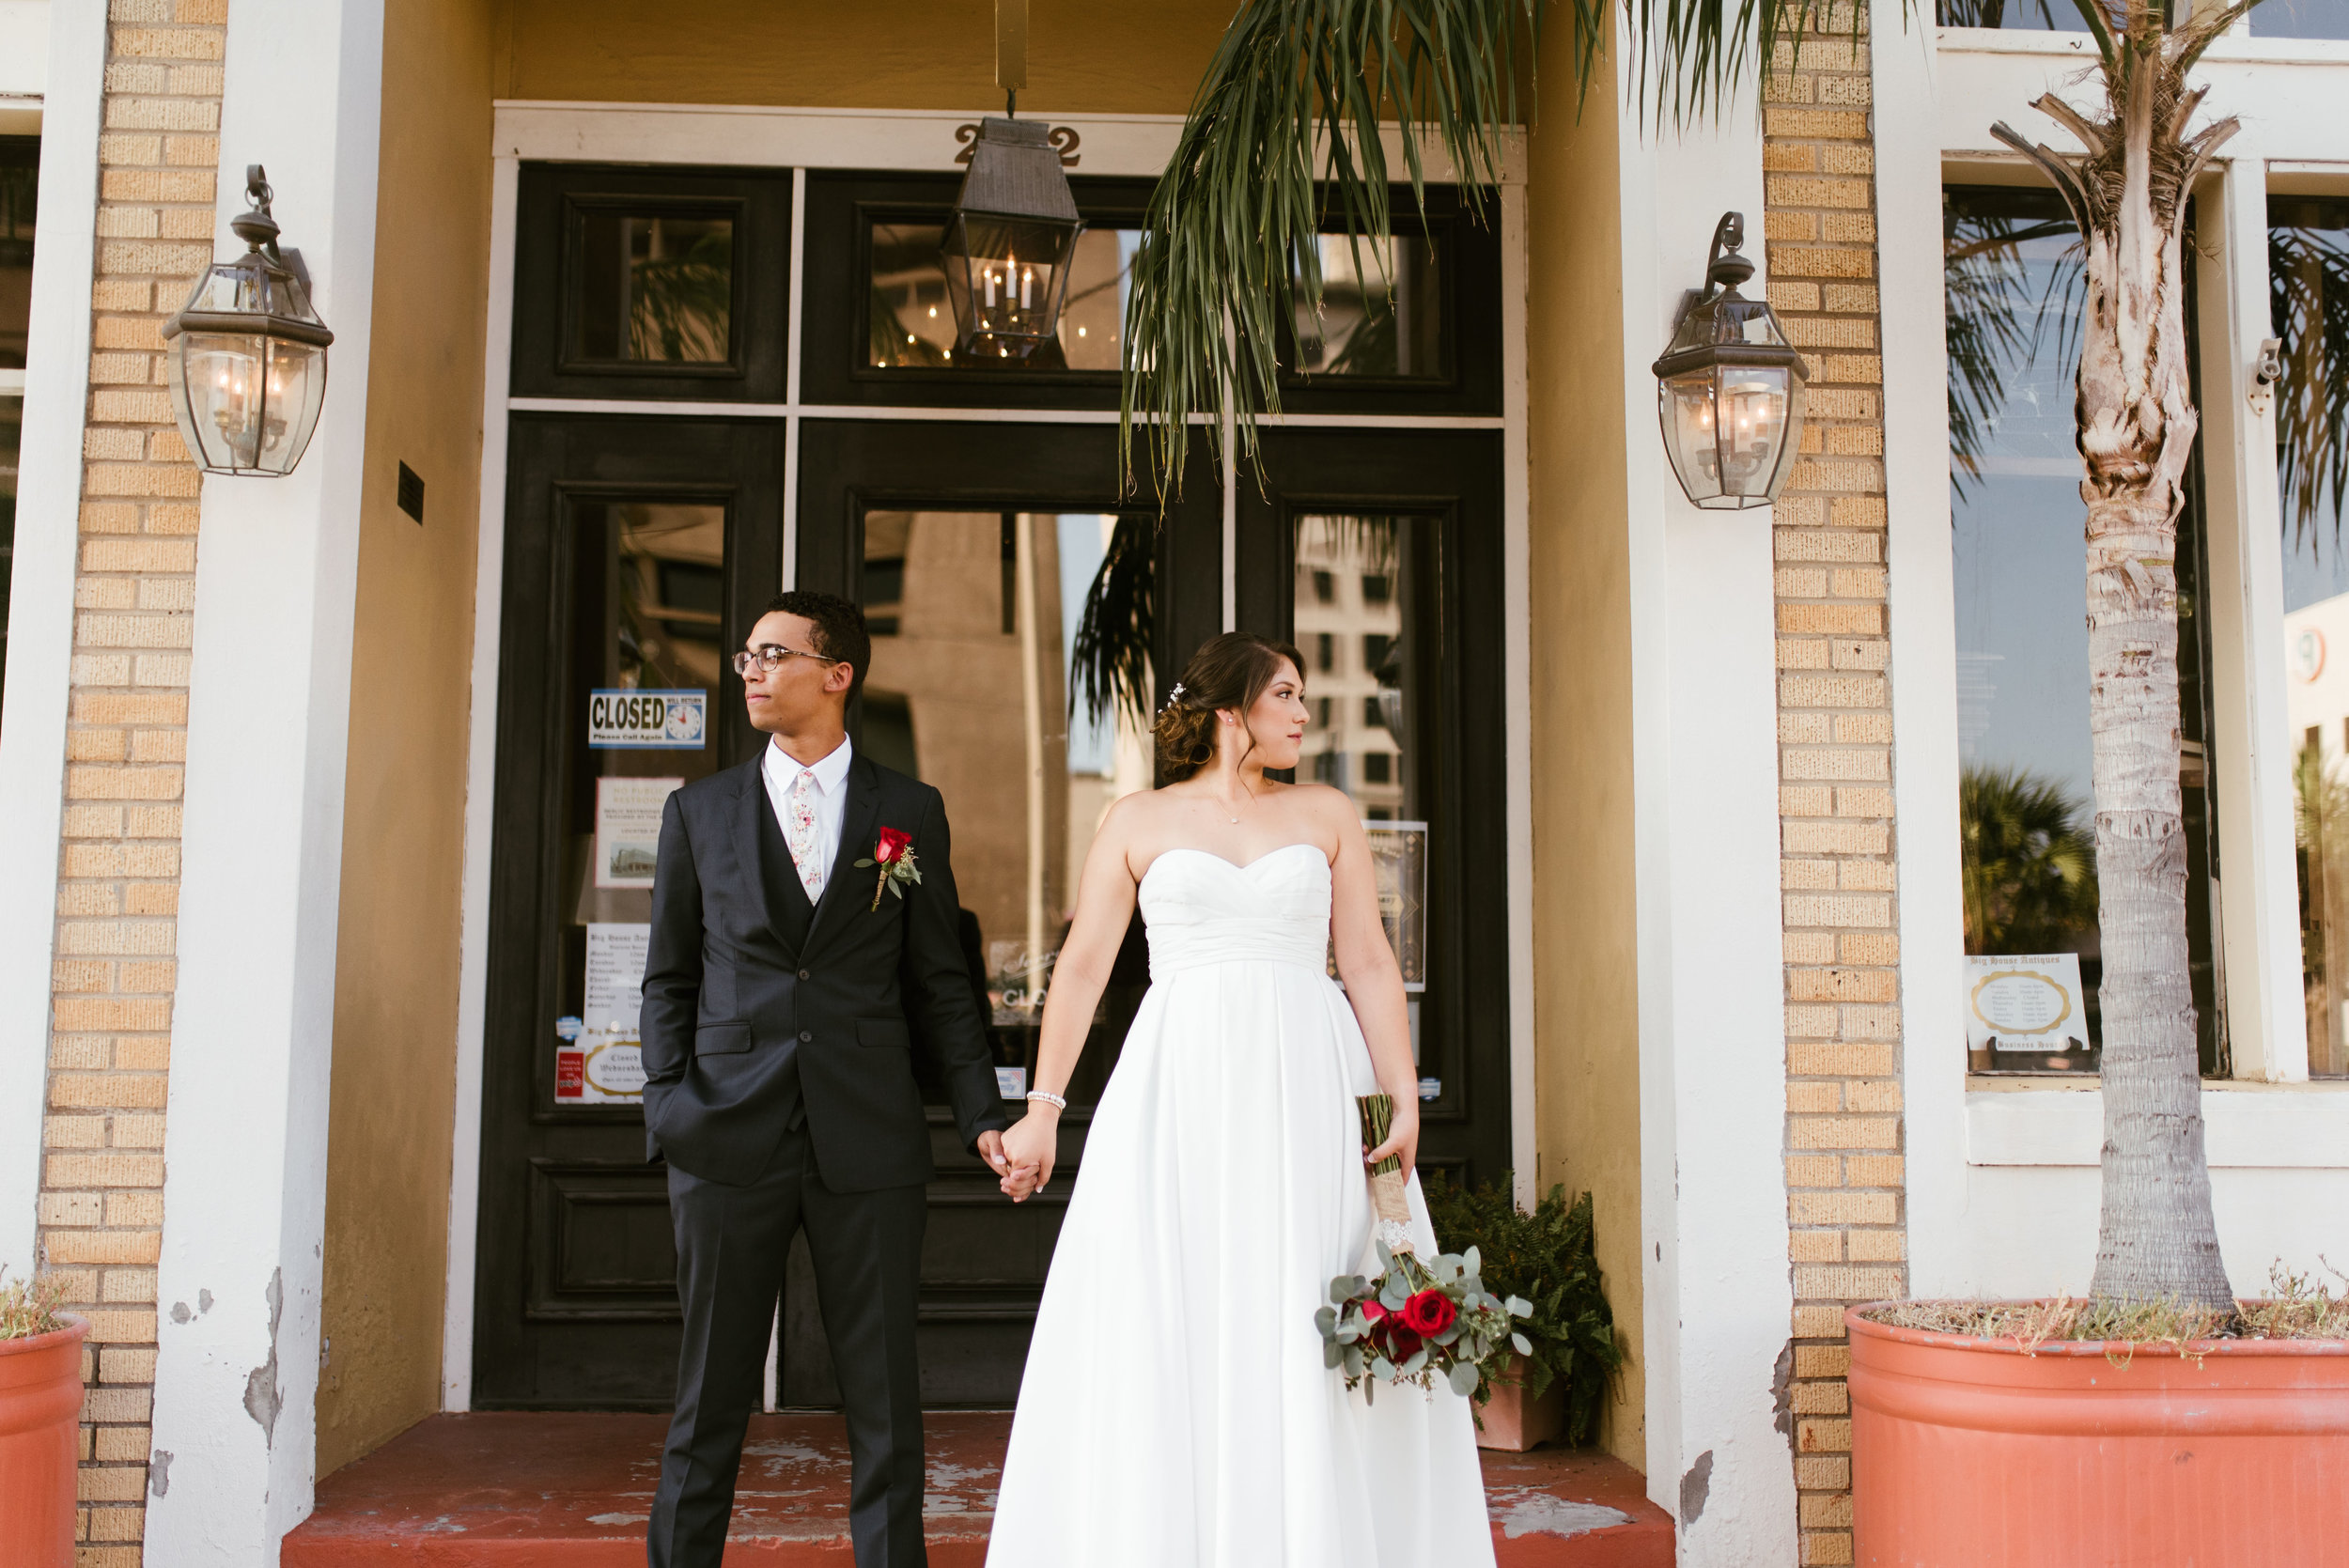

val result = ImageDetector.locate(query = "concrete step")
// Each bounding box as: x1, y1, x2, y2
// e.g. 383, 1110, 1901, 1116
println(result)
283, 1411, 1674, 1566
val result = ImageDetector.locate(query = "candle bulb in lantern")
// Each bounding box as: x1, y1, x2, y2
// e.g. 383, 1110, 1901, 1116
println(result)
1020, 266, 1033, 310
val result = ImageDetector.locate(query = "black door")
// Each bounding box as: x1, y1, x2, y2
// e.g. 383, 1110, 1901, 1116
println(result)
474, 159, 1515, 1411
779, 418, 1221, 1406
1237, 427, 1513, 1183
474, 414, 782, 1407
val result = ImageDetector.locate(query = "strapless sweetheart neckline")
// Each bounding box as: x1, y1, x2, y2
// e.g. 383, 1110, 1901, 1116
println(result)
1141, 842, 1330, 885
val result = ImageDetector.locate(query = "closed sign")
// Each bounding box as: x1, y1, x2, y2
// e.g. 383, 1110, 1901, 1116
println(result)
588, 689, 706, 750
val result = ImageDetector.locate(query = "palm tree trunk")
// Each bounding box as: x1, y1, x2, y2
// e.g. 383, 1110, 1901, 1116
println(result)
2002, 35, 2237, 1311
2079, 465, 2232, 1310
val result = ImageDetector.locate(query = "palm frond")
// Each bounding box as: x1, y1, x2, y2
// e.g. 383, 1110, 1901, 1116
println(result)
1118, 0, 1841, 498
1070, 514, 1158, 733
1944, 207, 2083, 498
2269, 211, 2349, 544
1960, 764, 2099, 953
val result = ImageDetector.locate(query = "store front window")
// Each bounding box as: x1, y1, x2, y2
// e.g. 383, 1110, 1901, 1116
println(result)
0, 135, 36, 732
1936, 0, 2077, 29
2252, 0, 2349, 39
2269, 194, 2349, 1077
1944, 183, 2224, 1075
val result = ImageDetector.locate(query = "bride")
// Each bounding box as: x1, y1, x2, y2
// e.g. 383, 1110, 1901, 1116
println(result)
986, 633, 1495, 1567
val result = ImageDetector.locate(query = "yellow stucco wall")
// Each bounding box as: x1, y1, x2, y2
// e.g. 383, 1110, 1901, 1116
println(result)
317, 0, 497, 1476
1524, 42, 1645, 1468
494, 0, 1232, 114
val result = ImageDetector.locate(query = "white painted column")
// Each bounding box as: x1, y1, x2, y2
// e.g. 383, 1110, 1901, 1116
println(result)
143, 0, 383, 1558
0, 0, 105, 1286
1618, 43, 1799, 1567
1872, 0, 1972, 1296
2199, 153, 2308, 1084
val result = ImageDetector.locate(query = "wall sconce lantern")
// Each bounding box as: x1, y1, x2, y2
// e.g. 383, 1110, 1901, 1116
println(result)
941, 116, 1084, 361
1652, 212, 1809, 510
163, 166, 334, 477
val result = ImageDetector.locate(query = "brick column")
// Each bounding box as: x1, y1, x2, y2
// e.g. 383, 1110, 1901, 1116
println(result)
1762, 9, 1906, 1566
34, 3, 226, 1560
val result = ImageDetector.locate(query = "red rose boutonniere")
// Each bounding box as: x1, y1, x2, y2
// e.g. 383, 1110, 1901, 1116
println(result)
856, 827, 921, 911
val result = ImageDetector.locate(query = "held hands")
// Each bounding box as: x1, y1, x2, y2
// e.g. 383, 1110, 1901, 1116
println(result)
1365, 1094, 1420, 1173
997, 1105, 1061, 1202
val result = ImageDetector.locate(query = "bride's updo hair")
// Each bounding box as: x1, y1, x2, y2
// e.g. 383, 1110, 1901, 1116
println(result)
1154, 632, 1307, 783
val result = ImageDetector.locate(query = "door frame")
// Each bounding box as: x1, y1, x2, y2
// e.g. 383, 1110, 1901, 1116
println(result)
443, 102, 1532, 1413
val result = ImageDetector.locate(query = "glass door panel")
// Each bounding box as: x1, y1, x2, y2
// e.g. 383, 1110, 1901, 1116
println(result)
859, 509, 1154, 1110
1237, 427, 1510, 1187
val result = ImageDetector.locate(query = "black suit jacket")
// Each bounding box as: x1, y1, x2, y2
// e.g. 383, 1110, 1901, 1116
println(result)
638, 750, 1009, 1189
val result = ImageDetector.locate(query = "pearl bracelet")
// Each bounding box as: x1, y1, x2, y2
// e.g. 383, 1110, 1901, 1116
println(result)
1025, 1089, 1067, 1110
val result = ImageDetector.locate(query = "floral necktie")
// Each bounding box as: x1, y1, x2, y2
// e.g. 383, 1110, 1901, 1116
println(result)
787, 768, 825, 900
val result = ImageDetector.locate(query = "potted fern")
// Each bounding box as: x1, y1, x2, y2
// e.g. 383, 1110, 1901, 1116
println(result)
0, 1269, 84, 1567
1423, 1176, 1623, 1451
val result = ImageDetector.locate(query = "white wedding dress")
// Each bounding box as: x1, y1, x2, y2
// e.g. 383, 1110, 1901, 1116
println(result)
986, 844, 1496, 1568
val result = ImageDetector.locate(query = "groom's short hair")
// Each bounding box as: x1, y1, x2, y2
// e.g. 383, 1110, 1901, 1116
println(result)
768, 590, 871, 696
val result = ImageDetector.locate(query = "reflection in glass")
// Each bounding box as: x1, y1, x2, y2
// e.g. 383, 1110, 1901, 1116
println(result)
1943, 184, 2223, 1074
554, 501, 729, 1106
869, 224, 1139, 371
2252, 0, 2349, 37
573, 210, 734, 364
1294, 515, 1433, 1054
1936, 0, 2073, 26
1290, 234, 1443, 378
0, 138, 35, 368
2269, 196, 2349, 1076
861, 512, 1154, 1108
0, 398, 18, 733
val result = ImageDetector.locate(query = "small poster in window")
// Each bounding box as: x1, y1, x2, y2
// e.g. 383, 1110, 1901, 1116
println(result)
588, 688, 706, 750
595, 776, 681, 889
557, 923, 650, 1104
1964, 953, 2093, 1062
1329, 820, 1427, 993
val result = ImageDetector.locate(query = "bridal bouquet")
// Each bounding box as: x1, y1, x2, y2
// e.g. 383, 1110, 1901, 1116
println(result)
1315, 1095, 1533, 1402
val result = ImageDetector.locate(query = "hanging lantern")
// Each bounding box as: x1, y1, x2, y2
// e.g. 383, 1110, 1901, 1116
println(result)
162, 165, 334, 477
941, 116, 1083, 361
1652, 212, 1809, 510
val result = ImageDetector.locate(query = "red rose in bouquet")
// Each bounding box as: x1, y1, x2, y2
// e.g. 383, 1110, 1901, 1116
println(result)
1400, 1289, 1457, 1338
1360, 1298, 1423, 1360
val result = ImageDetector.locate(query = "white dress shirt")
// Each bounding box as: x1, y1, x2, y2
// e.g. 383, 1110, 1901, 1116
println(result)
762, 733, 854, 899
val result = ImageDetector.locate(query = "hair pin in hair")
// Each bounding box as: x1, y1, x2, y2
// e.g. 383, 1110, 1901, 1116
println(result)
1159, 682, 1186, 716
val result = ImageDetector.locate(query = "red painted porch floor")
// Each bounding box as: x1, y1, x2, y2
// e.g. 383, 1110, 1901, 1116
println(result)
283, 1411, 1672, 1567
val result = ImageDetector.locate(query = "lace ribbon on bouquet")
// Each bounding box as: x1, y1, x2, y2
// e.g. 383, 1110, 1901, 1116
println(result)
1357, 1094, 1416, 1255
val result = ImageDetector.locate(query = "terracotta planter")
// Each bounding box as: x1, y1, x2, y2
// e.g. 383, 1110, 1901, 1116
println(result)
1848, 1303, 2349, 1567
1474, 1354, 1565, 1452
0, 1315, 88, 1568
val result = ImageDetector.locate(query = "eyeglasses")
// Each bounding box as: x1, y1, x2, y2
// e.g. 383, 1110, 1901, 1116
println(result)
731, 644, 837, 678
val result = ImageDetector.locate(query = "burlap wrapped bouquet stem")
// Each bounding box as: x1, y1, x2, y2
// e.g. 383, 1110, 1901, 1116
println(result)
1359, 1094, 1416, 1255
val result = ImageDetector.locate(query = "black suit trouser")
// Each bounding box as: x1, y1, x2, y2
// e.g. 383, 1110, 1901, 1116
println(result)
647, 1127, 928, 1568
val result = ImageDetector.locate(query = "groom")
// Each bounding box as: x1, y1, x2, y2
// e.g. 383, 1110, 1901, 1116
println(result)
638, 589, 1013, 1568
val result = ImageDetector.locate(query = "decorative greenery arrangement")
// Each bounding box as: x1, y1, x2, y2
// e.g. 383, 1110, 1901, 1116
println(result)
0, 1268, 67, 1341
1422, 1173, 1622, 1444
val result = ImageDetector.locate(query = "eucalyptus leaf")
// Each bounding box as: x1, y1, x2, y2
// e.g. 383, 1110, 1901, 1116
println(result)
1330, 1276, 1357, 1303
1448, 1360, 1482, 1397
1506, 1296, 1533, 1318
1315, 1306, 1338, 1336
1512, 1331, 1533, 1357
1463, 1245, 1481, 1276
1324, 1340, 1343, 1369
